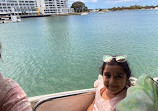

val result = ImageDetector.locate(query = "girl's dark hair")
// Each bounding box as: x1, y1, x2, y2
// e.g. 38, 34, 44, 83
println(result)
100, 58, 131, 79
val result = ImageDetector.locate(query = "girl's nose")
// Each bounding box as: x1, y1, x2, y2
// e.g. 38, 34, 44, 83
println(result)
109, 77, 116, 84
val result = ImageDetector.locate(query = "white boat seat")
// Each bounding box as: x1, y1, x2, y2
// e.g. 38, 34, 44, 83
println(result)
33, 89, 95, 111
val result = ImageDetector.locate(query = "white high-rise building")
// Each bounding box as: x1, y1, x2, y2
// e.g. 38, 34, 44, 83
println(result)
0, 0, 38, 16
37, 0, 74, 15
0, 0, 74, 16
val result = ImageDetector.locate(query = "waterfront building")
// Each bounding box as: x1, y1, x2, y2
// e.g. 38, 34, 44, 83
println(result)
37, 0, 74, 15
0, 0, 74, 17
0, 0, 38, 16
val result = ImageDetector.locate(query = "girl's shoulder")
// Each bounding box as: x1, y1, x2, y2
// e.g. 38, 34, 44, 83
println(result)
94, 75, 104, 88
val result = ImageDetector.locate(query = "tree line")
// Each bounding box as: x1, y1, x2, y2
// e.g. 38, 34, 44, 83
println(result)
71, 2, 158, 13
108, 5, 158, 11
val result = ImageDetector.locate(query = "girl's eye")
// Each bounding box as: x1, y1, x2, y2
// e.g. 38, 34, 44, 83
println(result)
116, 74, 123, 79
104, 73, 111, 78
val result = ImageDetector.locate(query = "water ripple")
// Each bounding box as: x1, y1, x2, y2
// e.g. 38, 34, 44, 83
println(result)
1, 10, 158, 96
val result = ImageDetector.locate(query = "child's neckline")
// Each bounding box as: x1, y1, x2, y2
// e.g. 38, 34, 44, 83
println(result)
100, 87, 120, 100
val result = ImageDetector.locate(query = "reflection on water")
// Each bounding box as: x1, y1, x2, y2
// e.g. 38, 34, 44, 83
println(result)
0, 10, 158, 97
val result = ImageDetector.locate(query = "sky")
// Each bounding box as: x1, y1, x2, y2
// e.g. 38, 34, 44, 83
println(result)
68, 0, 158, 9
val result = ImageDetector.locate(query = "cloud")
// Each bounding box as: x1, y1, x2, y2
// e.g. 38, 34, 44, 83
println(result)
68, 0, 98, 3
105, 0, 140, 3
91, 0, 98, 2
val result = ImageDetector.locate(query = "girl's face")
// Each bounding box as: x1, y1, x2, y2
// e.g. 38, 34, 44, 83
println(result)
103, 65, 127, 95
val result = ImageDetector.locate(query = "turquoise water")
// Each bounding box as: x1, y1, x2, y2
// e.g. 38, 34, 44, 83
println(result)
0, 9, 158, 97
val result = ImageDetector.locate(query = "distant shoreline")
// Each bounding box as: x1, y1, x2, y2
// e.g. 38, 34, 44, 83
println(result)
92, 8, 158, 13
109, 8, 157, 12
1, 8, 157, 20
0, 13, 81, 20
21, 13, 81, 18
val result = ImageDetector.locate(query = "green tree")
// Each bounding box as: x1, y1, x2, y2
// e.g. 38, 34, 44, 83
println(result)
71, 1, 88, 13
98, 9, 103, 11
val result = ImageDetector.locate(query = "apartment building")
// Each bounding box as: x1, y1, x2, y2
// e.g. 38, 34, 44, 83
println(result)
37, 0, 74, 15
0, 0, 74, 16
0, 0, 38, 16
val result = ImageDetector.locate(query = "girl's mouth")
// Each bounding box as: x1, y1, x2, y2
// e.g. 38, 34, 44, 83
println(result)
109, 85, 118, 89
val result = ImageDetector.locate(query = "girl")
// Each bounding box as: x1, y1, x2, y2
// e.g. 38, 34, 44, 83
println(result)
87, 55, 131, 111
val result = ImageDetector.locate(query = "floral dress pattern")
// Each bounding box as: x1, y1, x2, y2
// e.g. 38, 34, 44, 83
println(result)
0, 73, 32, 111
